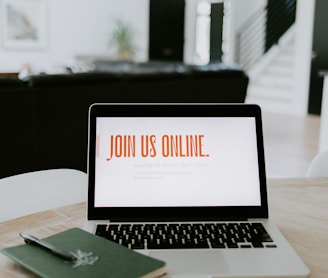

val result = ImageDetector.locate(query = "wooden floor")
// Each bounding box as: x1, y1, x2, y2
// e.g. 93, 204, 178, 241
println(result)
262, 111, 321, 178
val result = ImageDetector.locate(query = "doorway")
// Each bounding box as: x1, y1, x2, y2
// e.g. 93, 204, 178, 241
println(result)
148, 0, 185, 61
308, 0, 328, 115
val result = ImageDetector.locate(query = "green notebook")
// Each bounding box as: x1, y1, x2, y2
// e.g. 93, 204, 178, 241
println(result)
1, 228, 166, 278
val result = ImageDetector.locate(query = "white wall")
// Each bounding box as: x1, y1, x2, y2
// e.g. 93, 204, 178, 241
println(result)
0, 0, 268, 72
0, 0, 149, 72
292, 0, 315, 116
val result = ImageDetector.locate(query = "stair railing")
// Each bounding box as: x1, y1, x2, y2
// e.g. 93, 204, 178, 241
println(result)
235, 0, 296, 71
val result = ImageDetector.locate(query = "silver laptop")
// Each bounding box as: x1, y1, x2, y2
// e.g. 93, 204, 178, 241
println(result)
85, 103, 309, 277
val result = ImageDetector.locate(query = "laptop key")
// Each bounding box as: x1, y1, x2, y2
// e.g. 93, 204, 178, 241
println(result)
240, 244, 252, 248
210, 241, 226, 248
227, 242, 239, 248
131, 241, 145, 249
265, 244, 277, 248
95, 224, 107, 237
252, 241, 264, 248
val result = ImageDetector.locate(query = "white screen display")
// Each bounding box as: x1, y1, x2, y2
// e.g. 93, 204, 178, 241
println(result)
94, 117, 261, 207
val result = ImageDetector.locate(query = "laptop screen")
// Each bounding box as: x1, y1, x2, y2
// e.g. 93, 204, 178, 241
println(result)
88, 104, 268, 221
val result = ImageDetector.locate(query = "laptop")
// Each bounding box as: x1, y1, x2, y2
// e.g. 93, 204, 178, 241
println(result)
85, 103, 309, 277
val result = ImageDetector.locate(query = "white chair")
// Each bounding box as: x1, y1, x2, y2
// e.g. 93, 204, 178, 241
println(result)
0, 169, 87, 222
306, 150, 328, 177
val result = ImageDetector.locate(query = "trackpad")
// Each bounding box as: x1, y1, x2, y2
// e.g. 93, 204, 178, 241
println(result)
149, 250, 230, 275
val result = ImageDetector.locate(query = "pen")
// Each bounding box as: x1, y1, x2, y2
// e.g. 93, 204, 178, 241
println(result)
19, 232, 76, 262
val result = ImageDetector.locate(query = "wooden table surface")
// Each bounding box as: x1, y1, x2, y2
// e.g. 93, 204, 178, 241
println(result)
0, 178, 327, 277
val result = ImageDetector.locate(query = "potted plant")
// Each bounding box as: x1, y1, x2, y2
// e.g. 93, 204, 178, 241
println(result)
109, 19, 136, 61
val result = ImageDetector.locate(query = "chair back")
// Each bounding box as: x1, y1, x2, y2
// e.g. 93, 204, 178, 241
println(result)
0, 169, 87, 222
306, 150, 328, 177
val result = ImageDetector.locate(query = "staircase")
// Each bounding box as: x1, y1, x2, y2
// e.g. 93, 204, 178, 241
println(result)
234, 0, 297, 114
245, 28, 296, 114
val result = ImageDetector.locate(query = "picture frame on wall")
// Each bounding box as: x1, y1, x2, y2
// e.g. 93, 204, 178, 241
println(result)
1, 0, 47, 50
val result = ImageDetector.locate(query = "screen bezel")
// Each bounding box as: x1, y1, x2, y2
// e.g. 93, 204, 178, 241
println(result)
87, 103, 268, 221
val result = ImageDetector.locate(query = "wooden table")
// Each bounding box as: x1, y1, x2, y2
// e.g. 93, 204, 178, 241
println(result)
0, 178, 327, 277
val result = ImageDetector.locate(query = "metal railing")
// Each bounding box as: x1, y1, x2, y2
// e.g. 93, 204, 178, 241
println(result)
235, 0, 296, 71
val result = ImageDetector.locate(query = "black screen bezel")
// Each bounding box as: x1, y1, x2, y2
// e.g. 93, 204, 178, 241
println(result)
87, 103, 268, 221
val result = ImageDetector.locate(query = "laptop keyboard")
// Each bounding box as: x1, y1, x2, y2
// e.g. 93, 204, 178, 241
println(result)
95, 222, 276, 249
